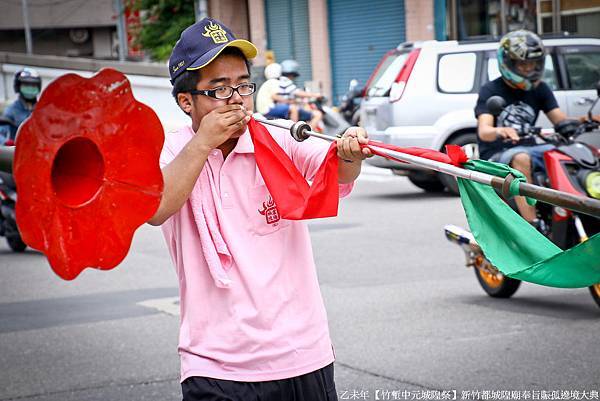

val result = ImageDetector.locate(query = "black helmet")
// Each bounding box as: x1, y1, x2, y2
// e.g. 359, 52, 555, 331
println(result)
498, 30, 545, 91
13, 68, 42, 100
280, 59, 300, 77
498, 101, 536, 133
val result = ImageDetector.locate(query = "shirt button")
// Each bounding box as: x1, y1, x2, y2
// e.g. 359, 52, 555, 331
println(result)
223, 192, 229, 198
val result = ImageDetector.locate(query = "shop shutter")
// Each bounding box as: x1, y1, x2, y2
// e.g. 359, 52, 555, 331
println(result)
328, 0, 405, 103
265, 0, 313, 85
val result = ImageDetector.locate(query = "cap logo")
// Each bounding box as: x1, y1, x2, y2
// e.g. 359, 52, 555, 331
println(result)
172, 60, 185, 73
202, 22, 229, 44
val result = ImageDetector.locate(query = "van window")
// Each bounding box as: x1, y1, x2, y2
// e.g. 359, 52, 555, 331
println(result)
437, 52, 477, 93
487, 54, 558, 90
366, 52, 409, 97
563, 49, 600, 90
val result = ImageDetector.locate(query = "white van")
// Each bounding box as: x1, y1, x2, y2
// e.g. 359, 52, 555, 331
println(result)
360, 37, 600, 194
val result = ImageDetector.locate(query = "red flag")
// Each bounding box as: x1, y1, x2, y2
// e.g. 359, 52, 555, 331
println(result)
248, 118, 340, 220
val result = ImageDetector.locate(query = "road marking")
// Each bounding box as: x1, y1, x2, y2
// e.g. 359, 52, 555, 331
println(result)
137, 297, 180, 316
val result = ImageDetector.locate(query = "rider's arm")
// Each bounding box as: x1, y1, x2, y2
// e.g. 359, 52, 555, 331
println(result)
546, 107, 568, 125
293, 89, 321, 99
477, 113, 519, 142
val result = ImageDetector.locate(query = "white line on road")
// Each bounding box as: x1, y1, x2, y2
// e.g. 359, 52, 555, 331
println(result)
137, 297, 180, 316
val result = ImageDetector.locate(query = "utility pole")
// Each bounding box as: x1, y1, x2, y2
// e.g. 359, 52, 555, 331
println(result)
21, 0, 33, 54
114, 0, 128, 61
194, 0, 208, 22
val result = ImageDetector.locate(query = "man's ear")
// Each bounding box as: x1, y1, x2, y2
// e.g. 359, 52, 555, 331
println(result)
177, 93, 193, 114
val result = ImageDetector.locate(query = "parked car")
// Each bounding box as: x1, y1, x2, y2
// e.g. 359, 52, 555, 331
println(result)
360, 36, 600, 194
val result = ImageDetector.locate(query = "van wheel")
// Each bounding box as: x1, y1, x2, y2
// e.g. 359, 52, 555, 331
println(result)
407, 171, 445, 192
439, 133, 478, 195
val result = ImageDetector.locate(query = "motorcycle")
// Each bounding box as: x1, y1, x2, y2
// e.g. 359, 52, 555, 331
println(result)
308, 96, 351, 137
0, 117, 26, 252
445, 83, 600, 308
338, 79, 363, 126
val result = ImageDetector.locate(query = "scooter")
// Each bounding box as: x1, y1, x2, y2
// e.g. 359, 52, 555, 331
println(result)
308, 96, 351, 137
0, 117, 26, 252
338, 79, 363, 126
445, 84, 600, 308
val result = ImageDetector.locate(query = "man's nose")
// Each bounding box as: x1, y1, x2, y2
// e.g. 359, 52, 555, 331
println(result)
228, 90, 244, 105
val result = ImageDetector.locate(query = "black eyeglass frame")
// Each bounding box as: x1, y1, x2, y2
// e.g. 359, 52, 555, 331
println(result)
189, 83, 257, 100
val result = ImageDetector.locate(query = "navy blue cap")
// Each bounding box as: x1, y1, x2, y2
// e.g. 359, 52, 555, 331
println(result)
168, 18, 258, 83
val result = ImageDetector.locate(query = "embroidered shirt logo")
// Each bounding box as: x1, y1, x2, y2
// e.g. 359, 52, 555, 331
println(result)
258, 196, 280, 225
202, 22, 229, 44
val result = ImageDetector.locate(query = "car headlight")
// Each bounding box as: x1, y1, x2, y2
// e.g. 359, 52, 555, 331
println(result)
585, 172, 600, 199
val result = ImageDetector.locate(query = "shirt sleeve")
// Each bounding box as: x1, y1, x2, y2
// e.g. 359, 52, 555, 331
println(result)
474, 83, 493, 118
159, 133, 177, 168
537, 82, 559, 113
286, 130, 354, 198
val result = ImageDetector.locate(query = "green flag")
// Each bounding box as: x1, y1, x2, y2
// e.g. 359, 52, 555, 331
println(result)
458, 159, 600, 288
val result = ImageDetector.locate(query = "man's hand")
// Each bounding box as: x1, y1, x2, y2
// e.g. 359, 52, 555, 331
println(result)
194, 104, 251, 150
336, 127, 372, 162
495, 127, 520, 143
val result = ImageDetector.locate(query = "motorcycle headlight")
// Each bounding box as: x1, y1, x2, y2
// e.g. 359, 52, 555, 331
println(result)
585, 172, 600, 199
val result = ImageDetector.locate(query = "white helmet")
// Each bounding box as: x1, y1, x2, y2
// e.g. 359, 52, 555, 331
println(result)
264, 63, 282, 80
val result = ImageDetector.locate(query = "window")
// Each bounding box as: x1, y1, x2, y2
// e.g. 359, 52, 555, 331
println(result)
487, 54, 557, 90
438, 52, 477, 93
366, 52, 409, 97
563, 50, 600, 90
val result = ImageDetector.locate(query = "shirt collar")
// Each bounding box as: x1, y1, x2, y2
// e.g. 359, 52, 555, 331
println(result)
232, 128, 254, 154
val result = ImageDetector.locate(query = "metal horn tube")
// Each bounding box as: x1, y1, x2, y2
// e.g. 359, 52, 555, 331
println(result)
254, 116, 600, 219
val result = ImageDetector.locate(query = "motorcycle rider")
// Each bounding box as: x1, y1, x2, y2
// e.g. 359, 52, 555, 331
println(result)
267, 59, 324, 128
0, 68, 41, 145
475, 30, 570, 232
255, 62, 282, 117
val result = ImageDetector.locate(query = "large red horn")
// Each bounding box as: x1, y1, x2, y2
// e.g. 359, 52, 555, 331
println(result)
12, 68, 164, 280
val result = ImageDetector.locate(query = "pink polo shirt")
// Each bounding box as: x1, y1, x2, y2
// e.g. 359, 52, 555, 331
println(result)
159, 124, 353, 382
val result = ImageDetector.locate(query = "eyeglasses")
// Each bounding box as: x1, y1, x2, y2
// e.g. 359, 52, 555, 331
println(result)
189, 83, 256, 100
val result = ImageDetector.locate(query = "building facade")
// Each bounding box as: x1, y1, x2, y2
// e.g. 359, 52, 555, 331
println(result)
1, 0, 598, 103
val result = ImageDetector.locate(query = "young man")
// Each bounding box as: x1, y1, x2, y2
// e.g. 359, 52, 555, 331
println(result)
0, 68, 41, 144
475, 30, 568, 231
148, 18, 370, 401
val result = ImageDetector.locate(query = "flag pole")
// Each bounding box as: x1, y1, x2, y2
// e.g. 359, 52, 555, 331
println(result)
254, 117, 600, 219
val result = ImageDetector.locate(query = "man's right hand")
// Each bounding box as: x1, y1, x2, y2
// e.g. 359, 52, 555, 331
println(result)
495, 127, 520, 143
194, 105, 251, 150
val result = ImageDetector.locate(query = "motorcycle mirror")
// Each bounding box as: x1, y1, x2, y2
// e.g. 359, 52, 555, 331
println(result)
486, 96, 506, 117
349, 79, 358, 91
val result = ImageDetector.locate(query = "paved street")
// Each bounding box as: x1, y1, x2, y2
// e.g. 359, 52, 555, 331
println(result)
1, 167, 599, 401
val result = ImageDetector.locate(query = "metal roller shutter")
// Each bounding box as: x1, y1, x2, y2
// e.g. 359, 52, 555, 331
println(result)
328, 0, 405, 103
265, 0, 313, 84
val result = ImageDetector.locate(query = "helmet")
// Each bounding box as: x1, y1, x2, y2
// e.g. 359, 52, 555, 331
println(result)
498, 30, 545, 91
280, 59, 300, 77
498, 101, 536, 133
13, 68, 42, 100
264, 63, 282, 80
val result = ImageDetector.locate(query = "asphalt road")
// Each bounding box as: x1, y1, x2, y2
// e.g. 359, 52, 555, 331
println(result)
1, 167, 599, 401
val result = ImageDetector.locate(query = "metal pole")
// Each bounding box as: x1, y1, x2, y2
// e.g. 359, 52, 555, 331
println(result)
194, 0, 208, 22
0, 147, 14, 174
114, 0, 127, 62
21, 0, 33, 55
254, 117, 600, 219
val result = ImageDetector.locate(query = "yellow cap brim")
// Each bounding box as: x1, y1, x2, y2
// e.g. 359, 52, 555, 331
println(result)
186, 39, 258, 71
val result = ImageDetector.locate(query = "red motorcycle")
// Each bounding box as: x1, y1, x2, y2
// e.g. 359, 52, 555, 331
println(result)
445, 84, 600, 308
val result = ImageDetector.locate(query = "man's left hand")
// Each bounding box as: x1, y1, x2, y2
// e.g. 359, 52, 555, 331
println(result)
336, 127, 372, 162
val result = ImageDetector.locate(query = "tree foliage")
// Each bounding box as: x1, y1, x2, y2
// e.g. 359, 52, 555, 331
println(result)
133, 0, 195, 61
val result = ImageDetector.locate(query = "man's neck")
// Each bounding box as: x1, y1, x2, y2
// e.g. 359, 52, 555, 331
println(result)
217, 137, 239, 159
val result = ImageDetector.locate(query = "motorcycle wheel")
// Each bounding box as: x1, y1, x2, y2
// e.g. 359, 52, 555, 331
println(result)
474, 265, 521, 298
407, 171, 445, 193
7, 235, 26, 252
439, 133, 478, 196
588, 284, 600, 309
